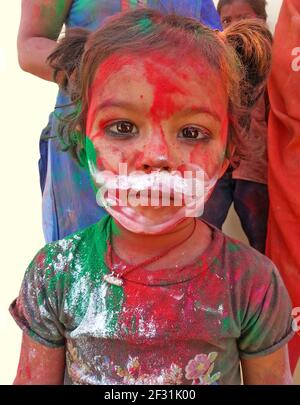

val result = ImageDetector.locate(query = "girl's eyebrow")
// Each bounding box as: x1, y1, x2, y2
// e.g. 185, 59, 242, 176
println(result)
93, 100, 141, 113
176, 106, 222, 122
93, 101, 222, 122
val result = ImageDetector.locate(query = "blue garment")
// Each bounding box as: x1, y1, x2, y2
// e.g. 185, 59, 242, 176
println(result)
41, 0, 221, 242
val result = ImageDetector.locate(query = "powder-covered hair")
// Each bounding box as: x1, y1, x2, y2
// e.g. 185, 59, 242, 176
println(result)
217, 0, 268, 21
47, 8, 272, 163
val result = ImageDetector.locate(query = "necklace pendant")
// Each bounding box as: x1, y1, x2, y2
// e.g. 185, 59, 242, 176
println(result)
103, 274, 123, 287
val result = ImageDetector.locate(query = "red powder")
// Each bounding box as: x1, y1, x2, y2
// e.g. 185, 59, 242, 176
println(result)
143, 58, 186, 121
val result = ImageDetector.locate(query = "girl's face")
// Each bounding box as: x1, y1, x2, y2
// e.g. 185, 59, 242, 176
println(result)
220, 0, 258, 28
86, 52, 229, 234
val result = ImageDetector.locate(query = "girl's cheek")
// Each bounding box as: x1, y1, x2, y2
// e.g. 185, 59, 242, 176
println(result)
93, 139, 145, 174
96, 156, 104, 171
91, 140, 122, 172
86, 108, 100, 140
128, 149, 145, 170
190, 144, 225, 178
188, 116, 228, 178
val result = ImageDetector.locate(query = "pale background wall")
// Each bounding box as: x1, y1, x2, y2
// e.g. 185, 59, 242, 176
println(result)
1, 0, 294, 385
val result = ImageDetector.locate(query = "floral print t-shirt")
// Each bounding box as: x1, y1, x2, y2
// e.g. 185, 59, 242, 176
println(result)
10, 216, 294, 385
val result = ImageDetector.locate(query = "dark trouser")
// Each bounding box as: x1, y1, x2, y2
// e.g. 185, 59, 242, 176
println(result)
202, 169, 269, 253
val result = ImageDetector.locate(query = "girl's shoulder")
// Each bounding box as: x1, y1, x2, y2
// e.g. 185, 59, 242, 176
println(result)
205, 221, 281, 287
208, 226, 294, 352
26, 215, 111, 286
217, 230, 294, 359
9, 216, 112, 345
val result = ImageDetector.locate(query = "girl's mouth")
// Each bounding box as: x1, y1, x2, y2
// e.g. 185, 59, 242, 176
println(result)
114, 188, 181, 207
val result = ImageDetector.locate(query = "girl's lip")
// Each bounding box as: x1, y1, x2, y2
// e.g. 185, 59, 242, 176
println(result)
109, 189, 185, 207
116, 188, 178, 199
138, 189, 175, 200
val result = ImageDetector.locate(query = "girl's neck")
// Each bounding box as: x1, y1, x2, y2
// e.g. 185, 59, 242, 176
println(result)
111, 218, 212, 269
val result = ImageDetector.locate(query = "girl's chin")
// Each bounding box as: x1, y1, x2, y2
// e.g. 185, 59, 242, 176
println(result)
131, 204, 182, 219
105, 203, 188, 235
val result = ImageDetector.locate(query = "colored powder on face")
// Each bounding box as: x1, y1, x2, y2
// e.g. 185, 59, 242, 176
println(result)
89, 56, 137, 100
143, 52, 219, 126
144, 58, 186, 122
86, 55, 140, 136
85, 137, 98, 194
86, 137, 97, 168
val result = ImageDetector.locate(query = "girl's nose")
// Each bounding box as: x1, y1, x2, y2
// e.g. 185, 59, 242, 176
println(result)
137, 130, 171, 172
142, 157, 170, 173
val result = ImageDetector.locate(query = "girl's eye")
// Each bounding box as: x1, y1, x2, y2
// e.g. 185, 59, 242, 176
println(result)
179, 126, 210, 142
105, 121, 138, 138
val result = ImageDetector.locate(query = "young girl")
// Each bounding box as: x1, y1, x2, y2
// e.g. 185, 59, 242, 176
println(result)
10, 9, 294, 385
202, 0, 270, 254
18, 0, 221, 244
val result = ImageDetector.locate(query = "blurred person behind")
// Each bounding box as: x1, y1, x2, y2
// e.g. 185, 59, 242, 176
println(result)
202, 0, 270, 255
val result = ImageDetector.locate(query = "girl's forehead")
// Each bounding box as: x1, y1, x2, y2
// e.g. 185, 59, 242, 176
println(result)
88, 53, 229, 123
90, 52, 226, 98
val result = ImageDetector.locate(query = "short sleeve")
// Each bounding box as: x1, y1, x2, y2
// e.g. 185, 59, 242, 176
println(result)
9, 248, 65, 348
238, 266, 294, 359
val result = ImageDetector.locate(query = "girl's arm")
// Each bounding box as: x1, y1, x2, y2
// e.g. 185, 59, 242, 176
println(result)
14, 333, 65, 385
18, 0, 73, 81
241, 346, 293, 385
